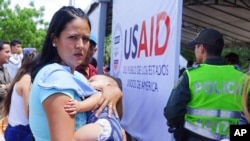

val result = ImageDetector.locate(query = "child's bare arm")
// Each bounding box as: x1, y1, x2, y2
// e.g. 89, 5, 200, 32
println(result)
64, 92, 102, 114
78, 92, 102, 112
74, 123, 103, 141
74, 119, 126, 141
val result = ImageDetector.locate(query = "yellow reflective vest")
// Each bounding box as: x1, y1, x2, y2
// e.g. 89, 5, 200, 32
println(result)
184, 64, 248, 140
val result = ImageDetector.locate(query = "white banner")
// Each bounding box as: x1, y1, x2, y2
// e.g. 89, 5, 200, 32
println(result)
111, 1, 183, 141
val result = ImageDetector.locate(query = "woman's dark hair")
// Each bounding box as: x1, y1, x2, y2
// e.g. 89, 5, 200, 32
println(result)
30, 6, 91, 81
2, 51, 38, 117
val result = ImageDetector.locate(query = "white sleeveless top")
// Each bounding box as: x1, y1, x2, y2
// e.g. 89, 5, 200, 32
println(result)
8, 84, 29, 126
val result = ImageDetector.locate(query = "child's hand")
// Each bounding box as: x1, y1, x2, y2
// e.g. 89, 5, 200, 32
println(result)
64, 99, 79, 115
0, 84, 6, 89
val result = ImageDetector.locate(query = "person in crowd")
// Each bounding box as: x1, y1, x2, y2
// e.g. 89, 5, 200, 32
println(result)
4, 39, 23, 80
224, 52, 241, 70
186, 60, 194, 68
90, 57, 98, 68
103, 59, 111, 75
65, 74, 123, 141
179, 67, 186, 78
2, 51, 38, 141
105, 65, 111, 75
102, 63, 107, 74
164, 28, 248, 141
179, 60, 194, 77
76, 33, 98, 79
29, 6, 122, 141
104, 57, 111, 75
0, 41, 11, 112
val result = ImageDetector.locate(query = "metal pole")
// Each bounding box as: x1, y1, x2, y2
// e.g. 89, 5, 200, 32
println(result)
97, 0, 110, 73
69, 0, 75, 6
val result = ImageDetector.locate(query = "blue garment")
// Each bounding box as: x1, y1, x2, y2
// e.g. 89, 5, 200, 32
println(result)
239, 112, 248, 125
87, 108, 122, 141
4, 124, 33, 141
29, 63, 97, 141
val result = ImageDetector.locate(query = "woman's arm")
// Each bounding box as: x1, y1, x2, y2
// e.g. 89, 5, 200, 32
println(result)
43, 93, 77, 141
16, 74, 32, 119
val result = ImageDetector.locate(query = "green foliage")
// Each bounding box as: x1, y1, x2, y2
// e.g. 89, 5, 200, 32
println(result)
104, 34, 111, 64
0, 0, 48, 50
181, 47, 195, 62
222, 47, 249, 70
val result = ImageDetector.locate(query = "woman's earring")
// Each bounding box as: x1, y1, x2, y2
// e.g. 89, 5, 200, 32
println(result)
52, 43, 56, 47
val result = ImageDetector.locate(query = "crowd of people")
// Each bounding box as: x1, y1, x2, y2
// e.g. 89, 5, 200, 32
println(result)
0, 5, 249, 141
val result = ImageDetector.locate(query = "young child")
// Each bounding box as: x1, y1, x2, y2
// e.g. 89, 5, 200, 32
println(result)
64, 74, 123, 141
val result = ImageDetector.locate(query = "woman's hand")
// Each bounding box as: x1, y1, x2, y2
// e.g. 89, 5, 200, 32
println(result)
95, 86, 122, 118
121, 128, 127, 141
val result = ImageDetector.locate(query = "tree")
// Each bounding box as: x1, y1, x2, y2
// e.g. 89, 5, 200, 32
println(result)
222, 47, 250, 71
0, 0, 48, 50
104, 34, 111, 64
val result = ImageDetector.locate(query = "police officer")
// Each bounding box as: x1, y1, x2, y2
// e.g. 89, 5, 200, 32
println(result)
164, 29, 248, 141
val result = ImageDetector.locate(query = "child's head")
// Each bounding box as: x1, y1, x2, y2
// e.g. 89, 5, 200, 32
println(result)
88, 74, 122, 91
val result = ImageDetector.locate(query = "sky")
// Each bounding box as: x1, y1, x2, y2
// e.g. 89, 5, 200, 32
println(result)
9, 0, 92, 22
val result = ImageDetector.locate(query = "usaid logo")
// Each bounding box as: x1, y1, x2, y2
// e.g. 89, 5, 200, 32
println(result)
112, 23, 123, 76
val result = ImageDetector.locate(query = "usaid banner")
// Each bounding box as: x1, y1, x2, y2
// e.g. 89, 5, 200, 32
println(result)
111, 0, 183, 140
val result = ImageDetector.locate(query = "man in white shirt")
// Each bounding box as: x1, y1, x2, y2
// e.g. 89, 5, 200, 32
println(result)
4, 39, 23, 80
